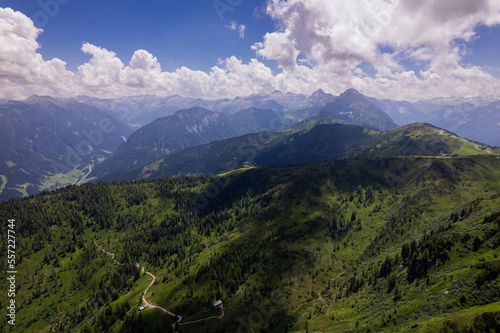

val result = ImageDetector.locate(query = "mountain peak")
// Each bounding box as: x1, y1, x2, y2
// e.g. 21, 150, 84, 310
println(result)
318, 88, 397, 131
311, 89, 327, 97
341, 88, 363, 97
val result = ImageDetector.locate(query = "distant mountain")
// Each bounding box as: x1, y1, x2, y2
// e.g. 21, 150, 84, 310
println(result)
105, 121, 497, 182
310, 88, 335, 100
71, 90, 335, 128
71, 94, 213, 129
286, 89, 336, 121
69, 91, 500, 141
319, 89, 397, 131
452, 101, 500, 147
369, 98, 427, 126
369, 97, 500, 147
0, 96, 132, 201
284, 89, 337, 121
91, 107, 292, 180
229, 90, 308, 113
414, 96, 500, 113
424, 103, 476, 131
408, 102, 500, 147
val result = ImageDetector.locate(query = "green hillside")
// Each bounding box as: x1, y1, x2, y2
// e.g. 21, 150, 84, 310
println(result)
104, 122, 498, 183
1, 155, 500, 332
347, 122, 500, 158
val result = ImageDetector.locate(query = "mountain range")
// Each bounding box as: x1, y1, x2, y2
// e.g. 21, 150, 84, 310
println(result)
1, 86, 500, 332
69, 89, 336, 129
1, 88, 499, 201
100, 121, 498, 182
71, 89, 500, 146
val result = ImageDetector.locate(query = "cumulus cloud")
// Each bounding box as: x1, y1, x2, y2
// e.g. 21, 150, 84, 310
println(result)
0, 7, 76, 99
258, 0, 500, 68
254, 0, 500, 99
226, 20, 246, 39
1, 2, 500, 102
0, 8, 269, 99
129, 50, 161, 71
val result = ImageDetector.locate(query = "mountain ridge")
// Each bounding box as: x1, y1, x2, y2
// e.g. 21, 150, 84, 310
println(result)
99, 121, 499, 183
91, 106, 292, 180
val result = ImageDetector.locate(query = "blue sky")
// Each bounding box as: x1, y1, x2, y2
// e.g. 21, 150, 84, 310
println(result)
1, 0, 500, 101
2, 0, 274, 72
460, 25, 500, 75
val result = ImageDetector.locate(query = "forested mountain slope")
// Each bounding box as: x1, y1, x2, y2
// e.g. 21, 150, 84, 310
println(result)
104, 122, 498, 182
91, 107, 290, 181
1, 155, 500, 332
0, 96, 132, 201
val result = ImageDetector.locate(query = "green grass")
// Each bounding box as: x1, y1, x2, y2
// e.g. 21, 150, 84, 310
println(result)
38, 167, 86, 191
13, 182, 32, 196
455, 137, 492, 156
419, 301, 500, 332
217, 166, 257, 177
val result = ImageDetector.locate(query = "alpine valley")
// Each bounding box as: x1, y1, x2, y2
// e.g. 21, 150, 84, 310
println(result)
1, 89, 500, 333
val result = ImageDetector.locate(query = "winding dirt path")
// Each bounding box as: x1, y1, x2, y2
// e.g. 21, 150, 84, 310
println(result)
94, 240, 225, 328
94, 241, 175, 315
141, 271, 180, 318
94, 240, 123, 266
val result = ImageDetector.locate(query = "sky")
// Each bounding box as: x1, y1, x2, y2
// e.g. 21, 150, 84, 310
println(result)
1, 0, 500, 101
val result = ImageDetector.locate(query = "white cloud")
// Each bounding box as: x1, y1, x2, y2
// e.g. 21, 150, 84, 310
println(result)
226, 20, 246, 39
1, 3, 500, 102
129, 50, 161, 71
239, 25, 246, 39
0, 7, 76, 99
254, 0, 500, 100
0, 8, 269, 100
